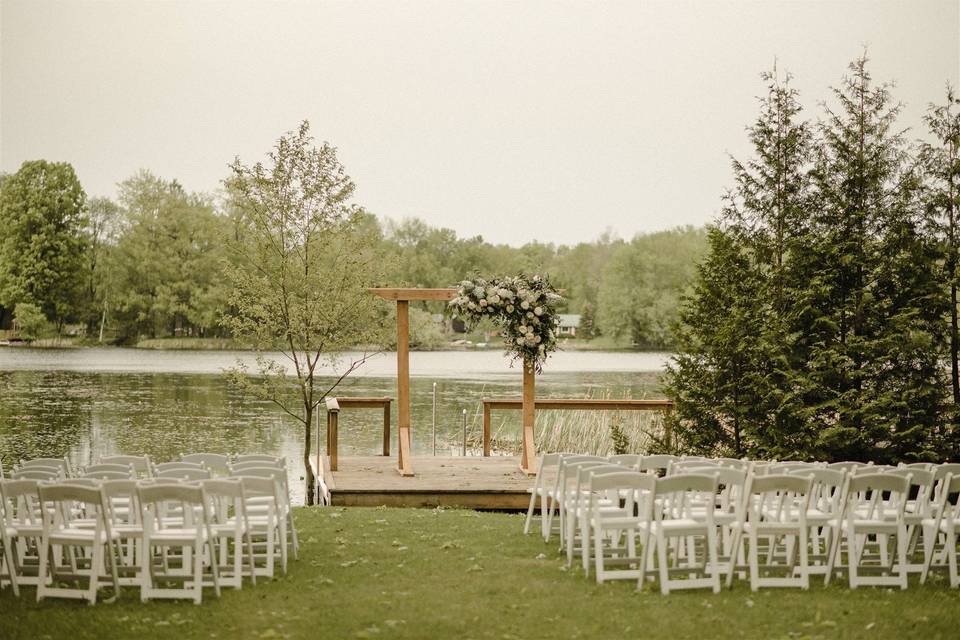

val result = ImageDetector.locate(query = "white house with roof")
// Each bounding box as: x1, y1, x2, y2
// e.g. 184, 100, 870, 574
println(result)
557, 313, 581, 337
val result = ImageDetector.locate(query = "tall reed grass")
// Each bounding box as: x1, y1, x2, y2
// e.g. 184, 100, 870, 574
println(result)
473, 389, 666, 456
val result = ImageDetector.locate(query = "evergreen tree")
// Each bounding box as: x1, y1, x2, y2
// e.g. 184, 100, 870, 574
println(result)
799, 55, 944, 462
666, 68, 813, 459
665, 227, 765, 457
921, 86, 960, 457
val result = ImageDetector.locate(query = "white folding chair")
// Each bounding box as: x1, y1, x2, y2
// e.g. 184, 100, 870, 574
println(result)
0, 482, 19, 596
886, 467, 936, 573
201, 479, 256, 590
650, 474, 721, 594
36, 482, 122, 604
12, 467, 63, 481
523, 453, 563, 538
0, 479, 44, 587
138, 483, 220, 604
784, 467, 846, 577
229, 465, 298, 561
584, 471, 655, 584
100, 455, 153, 478
182, 453, 231, 476
19, 457, 72, 477
155, 467, 212, 482
99, 480, 143, 587
638, 454, 677, 476
607, 454, 642, 469
548, 456, 608, 549
825, 473, 911, 589
237, 477, 285, 577
734, 474, 813, 590
564, 462, 623, 571
921, 473, 960, 587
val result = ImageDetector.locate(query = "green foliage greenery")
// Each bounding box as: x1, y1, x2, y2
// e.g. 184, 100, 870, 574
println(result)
12, 302, 48, 340
666, 56, 960, 463
220, 122, 387, 503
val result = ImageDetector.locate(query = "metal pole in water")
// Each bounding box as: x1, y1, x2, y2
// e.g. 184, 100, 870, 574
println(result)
432, 382, 437, 456
462, 409, 467, 457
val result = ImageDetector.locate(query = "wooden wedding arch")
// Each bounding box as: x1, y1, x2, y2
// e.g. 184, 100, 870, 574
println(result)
368, 287, 538, 476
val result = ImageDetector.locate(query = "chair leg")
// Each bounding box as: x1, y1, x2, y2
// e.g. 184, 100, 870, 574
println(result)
656, 531, 670, 595
523, 491, 537, 535
35, 537, 49, 603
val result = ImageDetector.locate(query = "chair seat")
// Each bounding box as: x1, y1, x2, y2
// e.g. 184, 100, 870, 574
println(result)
148, 528, 208, 544
654, 518, 708, 533
210, 521, 248, 535
11, 524, 42, 537
48, 527, 120, 545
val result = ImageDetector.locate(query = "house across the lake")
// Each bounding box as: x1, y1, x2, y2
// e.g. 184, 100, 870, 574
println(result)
558, 314, 581, 337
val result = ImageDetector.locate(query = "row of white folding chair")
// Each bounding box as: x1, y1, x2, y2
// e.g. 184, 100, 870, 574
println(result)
0, 477, 272, 603
528, 453, 677, 542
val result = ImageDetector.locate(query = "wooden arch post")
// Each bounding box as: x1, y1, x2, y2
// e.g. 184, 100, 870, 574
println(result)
370, 288, 457, 477
520, 358, 536, 475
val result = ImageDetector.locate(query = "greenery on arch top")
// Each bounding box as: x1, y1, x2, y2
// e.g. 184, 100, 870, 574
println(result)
448, 274, 563, 373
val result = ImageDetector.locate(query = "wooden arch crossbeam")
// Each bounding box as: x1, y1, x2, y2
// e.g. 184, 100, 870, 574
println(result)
369, 288, 458, 476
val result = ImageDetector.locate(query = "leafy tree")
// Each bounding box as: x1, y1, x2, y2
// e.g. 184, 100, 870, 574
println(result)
0, 160, 87, 332
109, 171, 228, 340
13, 302, 49, 340
222, 122, 386, 504
597, 227, 706, 348
83, 196, 122, 339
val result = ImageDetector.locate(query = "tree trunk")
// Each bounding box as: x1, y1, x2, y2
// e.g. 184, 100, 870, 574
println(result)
304, 405, 315, 505
952, 282, 959, 404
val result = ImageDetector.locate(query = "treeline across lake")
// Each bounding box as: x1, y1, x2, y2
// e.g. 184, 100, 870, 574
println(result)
0, 163, 706, 348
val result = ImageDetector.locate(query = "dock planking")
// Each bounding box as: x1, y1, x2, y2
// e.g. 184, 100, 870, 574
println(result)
322, 455, 550, 509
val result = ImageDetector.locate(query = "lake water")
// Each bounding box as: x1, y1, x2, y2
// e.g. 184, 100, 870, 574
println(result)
0, 348, 669, 503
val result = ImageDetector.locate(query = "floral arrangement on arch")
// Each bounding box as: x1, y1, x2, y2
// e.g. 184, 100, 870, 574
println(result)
448, 274, 563, 373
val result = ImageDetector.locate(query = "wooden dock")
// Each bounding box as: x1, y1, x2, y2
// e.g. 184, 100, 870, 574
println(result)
321, 455, 541, 509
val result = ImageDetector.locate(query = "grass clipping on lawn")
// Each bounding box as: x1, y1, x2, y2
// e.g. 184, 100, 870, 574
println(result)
2, 507, 958, 640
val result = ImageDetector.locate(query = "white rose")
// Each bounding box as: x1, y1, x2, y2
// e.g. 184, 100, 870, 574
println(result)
516, 337, 524, 345
535, 335, 542, 344
525, 336, 537, 346
534, 306, 543, 316
526, 312, 534, 319
520, 301, 530, 310
506, 304, 514, 313
526, 326, 535, 335
490, 295, 500, 304
479, 299, 487, 307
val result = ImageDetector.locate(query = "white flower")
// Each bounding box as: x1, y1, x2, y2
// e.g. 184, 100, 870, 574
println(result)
534, 306, 543, 316
490, 295, 500, 304
479, 299, 487, 307
520, 301, 530, 310
506, 304, 514, 313
516, 337, 524, 345
526, 312, 534, 319
534, 335, 542, 344
468, 302, 477, 310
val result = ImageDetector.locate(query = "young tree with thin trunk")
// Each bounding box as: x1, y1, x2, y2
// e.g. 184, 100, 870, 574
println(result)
222, 122, 385, 504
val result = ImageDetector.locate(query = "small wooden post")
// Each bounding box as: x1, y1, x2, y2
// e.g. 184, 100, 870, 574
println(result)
396, 300, 413, 476
368, 288, 458, 476
520, 360, 536, 475
327, 407, 339, 472
382, 402, 391, 456
482, 401, 491, 457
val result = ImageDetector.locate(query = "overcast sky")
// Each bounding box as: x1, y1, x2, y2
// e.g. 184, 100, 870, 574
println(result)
2, 1, 958, 246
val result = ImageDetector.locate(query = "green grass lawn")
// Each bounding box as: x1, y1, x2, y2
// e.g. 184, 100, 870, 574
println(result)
2, 507, 959, 639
